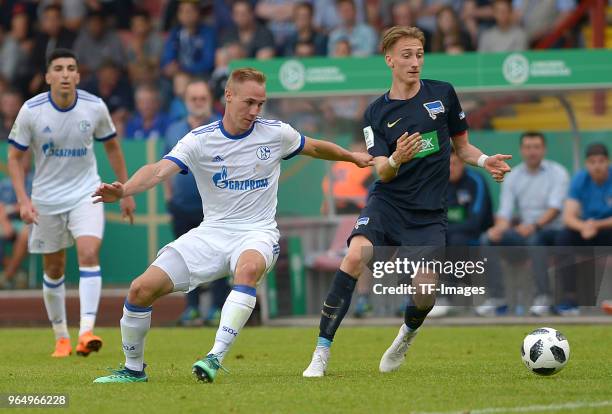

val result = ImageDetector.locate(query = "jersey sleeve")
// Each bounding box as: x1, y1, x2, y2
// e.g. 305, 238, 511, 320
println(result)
567, 172, 584, 201
363, 107, 389, 157
447, 84, 469, 137
163, 132, 197, 175
7, 104, 33, 151
280, 122, 305, 160
94, 102, 117, 141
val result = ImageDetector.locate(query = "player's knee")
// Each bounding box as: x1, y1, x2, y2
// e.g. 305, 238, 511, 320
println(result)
342, 249, 365, 276
45, 263, 64, 279
128, 278, 155, 305
234, 262, 260, 285
78, 247, 99, 267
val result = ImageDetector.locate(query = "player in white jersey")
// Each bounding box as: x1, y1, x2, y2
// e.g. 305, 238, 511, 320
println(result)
91, 67, 373, 383
7, 49, 135, 358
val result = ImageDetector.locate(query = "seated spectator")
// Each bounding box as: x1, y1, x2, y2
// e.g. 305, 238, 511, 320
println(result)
73, 10, 126, 79
126, 10, 164, 75
36, 0, 87, 32
414, 0, 461, 34
327, 0, 378, 57
161, 0, 216, 79
168, 71, 191, 123
462, 0, 495, 46
124, 84, 169, 141
81, 60, 134, 133
430, 5, 474, 53
283, 2, 327, 56
478, 132, 569, 317
331, 37, 352, 57
478, 0, 527, 52
447, 149, 494, 246
6, 4, 33, 94
29, 5, 76, 94
210, 42, 247, 111
221, 0, 276, 59
294, 40, 316, 57
0, 89, 23, 140
555, 143, 612, 315
512, 0, 575, 45
255, 0, 304, 47
384, 1, 432, 51
313, 0, 366, 34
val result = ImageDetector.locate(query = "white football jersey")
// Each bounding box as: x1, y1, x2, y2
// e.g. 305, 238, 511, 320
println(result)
8, 90, 116, 214
164, 117, 304, 229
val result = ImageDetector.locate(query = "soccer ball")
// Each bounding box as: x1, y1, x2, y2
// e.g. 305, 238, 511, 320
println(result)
520, 327, 570, 376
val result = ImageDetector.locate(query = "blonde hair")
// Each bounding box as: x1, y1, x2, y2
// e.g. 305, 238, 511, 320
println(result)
226, 67, 266, 90
381, 26, 426, 54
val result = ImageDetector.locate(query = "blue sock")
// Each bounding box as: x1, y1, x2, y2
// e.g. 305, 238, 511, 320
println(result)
318, 270, 357, 342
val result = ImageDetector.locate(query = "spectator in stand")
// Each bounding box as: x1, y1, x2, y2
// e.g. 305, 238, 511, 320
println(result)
124, 84, 170, 141
126, 10, 164, 78
161, 0, 216, 79
5, 4, 33, 94
431, 5, 474, 53
327, 0, 378, 57
221, 0, 276, 59
28, 5, 76, 94
384, 1, 432, 51
168, 71, 191, 123
461, 0, 495, 46
73, 10, 126, 79
0, 89, 23, 140
256, 0, 304, 48
294, 39, 317, 57
210, 42, 247, 111
512, 0, 576, 46
283, 2, 327, 56
81, 60, 134, 136
478, 0, 527, 52
312, 0, 366, 34
414, 0, 463, 34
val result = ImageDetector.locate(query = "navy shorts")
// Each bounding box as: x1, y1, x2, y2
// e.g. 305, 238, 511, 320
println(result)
348, 195, 447, 247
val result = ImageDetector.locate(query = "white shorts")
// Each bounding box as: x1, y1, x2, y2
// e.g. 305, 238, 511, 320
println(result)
28, 198, 105, 254
151, 224, 280, 292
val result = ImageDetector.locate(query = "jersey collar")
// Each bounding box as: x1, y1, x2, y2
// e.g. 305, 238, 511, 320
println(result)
48, 91, 78, 112
219, 120, 254, 140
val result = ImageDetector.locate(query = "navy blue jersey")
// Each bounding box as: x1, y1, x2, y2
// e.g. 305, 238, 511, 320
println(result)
363, 79, 468, 211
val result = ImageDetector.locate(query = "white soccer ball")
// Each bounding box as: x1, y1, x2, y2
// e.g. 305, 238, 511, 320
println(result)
521, 327, 570, 376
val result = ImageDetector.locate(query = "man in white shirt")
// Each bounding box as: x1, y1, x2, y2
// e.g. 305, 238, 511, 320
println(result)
7, 48, 135, 358
92, 67, 373, 384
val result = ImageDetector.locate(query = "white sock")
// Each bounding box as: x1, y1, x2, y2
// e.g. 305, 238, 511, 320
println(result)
43, 274, 69, 340
79, 266, 102, 336
121, 301, 152, 372
209, 286, 256, 362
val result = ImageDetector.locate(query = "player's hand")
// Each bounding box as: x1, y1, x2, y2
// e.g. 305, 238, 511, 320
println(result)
515, 223, 535, 238
92, 182, 125, 204
581, 219, 598, 240
394, 132, 422, 163
120, 195, 136, 225
19, 200, 38, 225
484, 154, 512, 182
351, 152, 375, 168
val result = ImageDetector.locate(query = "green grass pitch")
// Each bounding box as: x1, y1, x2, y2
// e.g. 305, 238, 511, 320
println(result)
1, 326, 611, 413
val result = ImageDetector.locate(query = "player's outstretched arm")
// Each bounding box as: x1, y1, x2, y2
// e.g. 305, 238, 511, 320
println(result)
300, 137, 374, 167
452, 131, 512, 182
102, 138, 136, 224
92, 159, 181, 204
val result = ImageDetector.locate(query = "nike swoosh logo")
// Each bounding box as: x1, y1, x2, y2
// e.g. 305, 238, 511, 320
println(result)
387, 118, 402, 128
323, 301, 341, 309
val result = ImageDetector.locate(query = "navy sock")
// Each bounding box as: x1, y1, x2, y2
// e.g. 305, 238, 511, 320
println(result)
403, 296, 433, 331
186, 287, 200, 309
318, 270, 357, 342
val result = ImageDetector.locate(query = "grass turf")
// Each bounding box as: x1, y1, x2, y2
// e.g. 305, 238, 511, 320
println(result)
1, 326, 611, 414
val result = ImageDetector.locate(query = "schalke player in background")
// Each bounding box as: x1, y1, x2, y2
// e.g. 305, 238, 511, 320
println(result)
303, 26, 512, 377
91, 68, 373, 383
7, 48, 135, 358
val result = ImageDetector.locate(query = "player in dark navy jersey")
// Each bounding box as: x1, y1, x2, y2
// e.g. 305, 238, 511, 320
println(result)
304, 26, 512, 377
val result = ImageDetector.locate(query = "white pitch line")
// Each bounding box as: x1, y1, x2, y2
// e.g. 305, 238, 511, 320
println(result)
411, 400, 612, 414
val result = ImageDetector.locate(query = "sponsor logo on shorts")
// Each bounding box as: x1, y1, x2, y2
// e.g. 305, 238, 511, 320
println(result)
423, 100, 445, 120
355, 217, 369, 229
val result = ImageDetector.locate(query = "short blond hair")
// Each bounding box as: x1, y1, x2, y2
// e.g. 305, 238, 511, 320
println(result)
226, 67, 266, 90
381, 26, 425, 54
